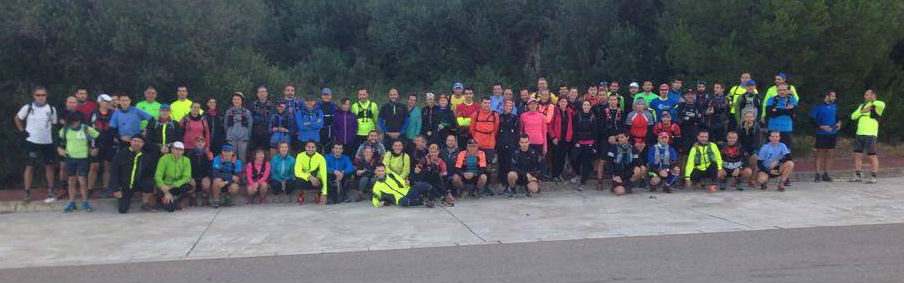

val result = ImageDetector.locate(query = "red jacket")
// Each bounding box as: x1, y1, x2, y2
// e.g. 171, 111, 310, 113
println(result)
548, 105, 573, 142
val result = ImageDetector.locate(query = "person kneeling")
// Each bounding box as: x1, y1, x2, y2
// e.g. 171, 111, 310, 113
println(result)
110, 136, 156, 213
647, 133, 680, 193
372, 165, 433, 207
684, 130, 726, 192
245, 149, 270, 204
756, 131, 795, 191
211, 145, 242, 208
452, 139, 489, 198
606, 132, 645, 195
155, 141, 193, 212
721, 132, 753, 191
325, 143, 354, 204
506, 135, 542, 198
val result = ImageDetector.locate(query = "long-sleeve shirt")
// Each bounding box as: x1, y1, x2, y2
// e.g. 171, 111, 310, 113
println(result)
405, 106, 422, 140
351, 100, 379, 136
110, 107, 152, 138
295, 152, 328, 195
296, 106, 324, 142
470, 109, 499, 150
269, 154, 296, 182
181, 115, 210, 151
520, 111, 548, 149
851, 100, 885, 137
325, 154, 355, 175
809, 102, 839, 135
155, 154, 192, 188
685, 142, 723, 178
245, 161, 270, 184
455, 102, 479, 129
225, 107, 253, 142
382, 152, 411, 180
378, 102, 408, 133
332, 110, 358, 146
765, 95, 797, 132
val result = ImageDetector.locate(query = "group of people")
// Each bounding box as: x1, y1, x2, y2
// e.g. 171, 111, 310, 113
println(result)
14, 72, 887, 212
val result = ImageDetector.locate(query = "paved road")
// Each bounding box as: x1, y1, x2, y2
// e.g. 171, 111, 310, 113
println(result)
2, 223, 903, 283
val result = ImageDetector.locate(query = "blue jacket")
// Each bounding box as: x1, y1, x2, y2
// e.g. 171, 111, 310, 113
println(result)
808, 102, 838, 135
212, 155, 242, 180
647, 143, 678, 171
490, 95, 516, 115
325, 154, 354, 175
269, 153, 296, 182
765, 95, 797, 132
110, 107, 152, 138
295, 106, 324, 142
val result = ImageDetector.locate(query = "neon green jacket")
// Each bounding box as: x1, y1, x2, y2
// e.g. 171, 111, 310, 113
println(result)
351, 100, 379, 136
154, 153, 192, 188
851, 100, 885, 137
762, 85, 799, 116
372, 172, 410, 207
685, 142, 723, 178
382, 152, 411, 180
295, 152, 328, 195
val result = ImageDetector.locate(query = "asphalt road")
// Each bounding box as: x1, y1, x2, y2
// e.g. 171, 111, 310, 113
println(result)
3, 223, 903, 283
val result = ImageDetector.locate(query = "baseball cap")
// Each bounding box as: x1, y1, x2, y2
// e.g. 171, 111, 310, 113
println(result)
658, 132, 670, 139
171, 141, 185, 150
527, 98, 539, 104
222, 145, 234, 152
745, 80, 757, 86
599, 81, 609, 86
776, 72, 788, 79
159, 103, 171, 111
425, 92, 436, 99
629, 82, 639, 88
453, 82, 464, 89
97, 94, 112, 102
321, 88, 332, 95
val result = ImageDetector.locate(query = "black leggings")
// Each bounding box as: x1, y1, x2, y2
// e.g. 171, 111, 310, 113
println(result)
117, 179, 154, 214
551, 141, 571, 178
159, 183, 193, 213
268, 179, 299, 195
571, 146, 595, 184
326, 173, 350, 204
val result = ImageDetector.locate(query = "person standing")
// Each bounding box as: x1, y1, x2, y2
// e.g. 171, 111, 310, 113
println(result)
351, 88, 379, 150
470, 96, 500, 164
850, 89, 885, 184
73, 88, 96, 124
808, 90, 841, 182
296, 95, 324, 144
110, 95, 153, 149
204, 97, 227, 156
548, 97, 573, 182
764, 84, 798, 148
145, 104, 180, 161
281, 85, 300, 115
496, 99, 520, 189
677, 89, 704, 152
88, 94, 116, 196
489, 83, 506, 114
734, 80, 762, 124
728, 73, 756, 129
225, 92, 253, 162
422, 93, 456, 145
450, 81, 466, 109
570, 100, 598, 190
136, 87, 161, 129
454, 88, 479, 146
318, 88, 338, 152
268, 101, 295, 156
58, 112, 99, 212
180, 102, 211, 153
378, 89, 409, 149
704, 82, 731, 143
649, 83, 679, 121
405, 93, 422, 141
635, 81, 659, 105
16, 87, 58, 202
332, 98, 358, 157
762, 73, 800, 118
250, 86, 273, 154
170, 86, 195, 123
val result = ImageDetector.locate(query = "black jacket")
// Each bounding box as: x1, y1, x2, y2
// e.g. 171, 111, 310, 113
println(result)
497, 113, 520, 151
109, 148, 154, 192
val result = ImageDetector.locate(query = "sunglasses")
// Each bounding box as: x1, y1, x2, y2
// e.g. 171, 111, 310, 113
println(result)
34, 94, 47, 97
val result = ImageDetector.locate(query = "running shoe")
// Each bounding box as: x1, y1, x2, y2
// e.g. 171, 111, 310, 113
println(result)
44, 192, 58, 204
851, 173, 863, 182
866, 175, 878, 184
63, 201, 77, 212
821, 173, 833, 182
82, 202, 93, 212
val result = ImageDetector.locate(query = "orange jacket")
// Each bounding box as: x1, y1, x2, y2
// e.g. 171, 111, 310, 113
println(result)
470, 109, 499, 149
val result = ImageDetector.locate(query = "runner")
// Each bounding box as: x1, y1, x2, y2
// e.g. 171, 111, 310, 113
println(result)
110, 136, 155, 213
269, 141, 298, 201
371, 164, 434, 208
808, 90, 840, 182
762, 73, 800, 118
728, 73, 757, 129
154, 141, 192, 212
606, 132, 645, 196
647, 133, 680, 193
318, 88, 337, 152
489, 83, 506, 114
332, 98, 358, 157
635, 81, 659, 105
251, 86, 273, 154
204, 97, 227, 155
422, 93, 456, 145
677, 89, 704, 152
88, 94, 116, 197
454, 88, 479, 146
704, 82, 731, 144
733, 79, 762, 124
850, 89, 885, 184
15, 87, 58, 202
110, 95, 153, 149
135, 87, 161, 129
649, 83, 678, 120
294, 141, 327, 205
353, 146, 379, 202
496, 99, 520, 189
281, 84, 299, 115
351, 88, 379, 150
625, 98, 654, 145
170, 86, 195, 123
413, 143, 451, 207
450, 81, 466, 109
324, 143, 354, 204
58, 112, 99, 212
519, 99, 548, 155
355, 130, 387, 160
180, 102, 211, 153
595, 95, 624, 189
652, 112, 681, 146
244, 149, 270, 204
383, 140, 411, 182
470, 96, 499, 165
548, 97, 573, 182
268, 101, 295, 157
145, 104, 180, 161
756, 131, 795, 191
570, 100, 598, 191
736, 110, 763, 169
405, 92, 422, 140
506, 135, 542, 198
225, 92, 253, 162
452, 139, 489, 198
186, 136, 213, 206
721, 131, 752, 191
764, 84, 797, 149
211, 145, 242, 208
296, 95, 324, 144
683, 130, 725, 192
378, 89, 409, 148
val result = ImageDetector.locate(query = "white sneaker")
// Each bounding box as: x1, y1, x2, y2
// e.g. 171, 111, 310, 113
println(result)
570, 177, 580, 184
43, 196, 57, 203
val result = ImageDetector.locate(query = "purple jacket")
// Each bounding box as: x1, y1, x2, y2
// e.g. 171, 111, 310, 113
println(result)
332, 109, 358, 146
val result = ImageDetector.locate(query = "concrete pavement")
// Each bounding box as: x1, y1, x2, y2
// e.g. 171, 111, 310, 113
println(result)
3, 224, 904, 283
1, 177, 903, 270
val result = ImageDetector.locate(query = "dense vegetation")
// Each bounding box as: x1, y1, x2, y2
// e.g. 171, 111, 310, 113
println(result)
2, 0, 904, 184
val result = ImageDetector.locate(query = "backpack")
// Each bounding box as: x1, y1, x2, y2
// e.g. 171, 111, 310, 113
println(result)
741, 95, 759, 116
60, 124, 94, 154
181, 116, 209, 136
23, 103, 57, 127
694, 143, 716, 166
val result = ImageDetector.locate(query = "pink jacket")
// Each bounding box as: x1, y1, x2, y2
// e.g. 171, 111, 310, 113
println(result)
245, 161, 270, 184
520, 111, 548, 151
